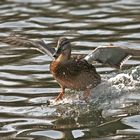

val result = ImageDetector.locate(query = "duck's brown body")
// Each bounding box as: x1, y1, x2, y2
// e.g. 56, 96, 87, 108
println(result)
49, 37, 101, 101
50, 59, 100, 91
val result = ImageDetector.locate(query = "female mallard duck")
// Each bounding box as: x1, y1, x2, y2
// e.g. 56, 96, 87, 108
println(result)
1, 35, 140, 101
50, 37, 101, 101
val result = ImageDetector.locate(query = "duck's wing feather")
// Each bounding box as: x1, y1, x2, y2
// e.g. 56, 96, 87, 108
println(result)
1, 34, 139, 69
0, 34, 55, 59
0, 34, 85, 60
84, 45, 140, 69
55, 60, 97, 78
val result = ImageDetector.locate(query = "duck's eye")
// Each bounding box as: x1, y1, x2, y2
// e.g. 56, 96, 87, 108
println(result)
61, 46, 66, 51
57, 46, 66, 52
56, 47, 62, 53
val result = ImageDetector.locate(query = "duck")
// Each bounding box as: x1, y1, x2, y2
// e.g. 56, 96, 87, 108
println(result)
1, 34, 140, 101
50, 37, 101, 101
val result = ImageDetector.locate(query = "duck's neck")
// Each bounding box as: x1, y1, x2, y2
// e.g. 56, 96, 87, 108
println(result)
55, 50, 71, 63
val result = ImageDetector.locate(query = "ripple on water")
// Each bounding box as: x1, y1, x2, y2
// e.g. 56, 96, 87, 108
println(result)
0, 95, 27, 102
0, 106, 57, 117
117, 115, 140, 135
31, 130, 64, 139
10, 0, 51, 3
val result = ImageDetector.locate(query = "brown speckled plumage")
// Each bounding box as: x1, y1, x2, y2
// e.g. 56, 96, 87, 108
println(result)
50, 37, 101, 101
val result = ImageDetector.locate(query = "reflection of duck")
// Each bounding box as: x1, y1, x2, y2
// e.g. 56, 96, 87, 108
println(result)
50, 37, 101, 101
0, 34, 140, 101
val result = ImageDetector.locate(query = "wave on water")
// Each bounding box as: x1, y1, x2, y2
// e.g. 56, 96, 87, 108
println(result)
1, 65, 139, 136
49, 65, 140, 118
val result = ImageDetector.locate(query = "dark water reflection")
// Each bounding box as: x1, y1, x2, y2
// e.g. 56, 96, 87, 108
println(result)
0, 0, 140, 139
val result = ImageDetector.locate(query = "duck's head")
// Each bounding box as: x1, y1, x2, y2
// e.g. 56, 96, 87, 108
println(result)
53, 37, 71, 62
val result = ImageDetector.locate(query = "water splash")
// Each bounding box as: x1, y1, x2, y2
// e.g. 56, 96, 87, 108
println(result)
48, 65, 140, 118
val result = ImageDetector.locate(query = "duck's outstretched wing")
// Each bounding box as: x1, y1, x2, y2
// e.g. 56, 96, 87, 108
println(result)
0, 34, 55, 59
1, 35, 139, 68
84, 44, 140, 69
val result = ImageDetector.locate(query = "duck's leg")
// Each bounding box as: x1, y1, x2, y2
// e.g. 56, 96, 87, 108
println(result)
55, 87, 65, 101
83, 88, 91, 99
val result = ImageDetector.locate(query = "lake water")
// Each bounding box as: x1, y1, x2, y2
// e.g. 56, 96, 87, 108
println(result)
0, 0, 140, 139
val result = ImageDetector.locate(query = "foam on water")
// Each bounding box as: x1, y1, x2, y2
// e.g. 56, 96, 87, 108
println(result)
49, 65, 140, 118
